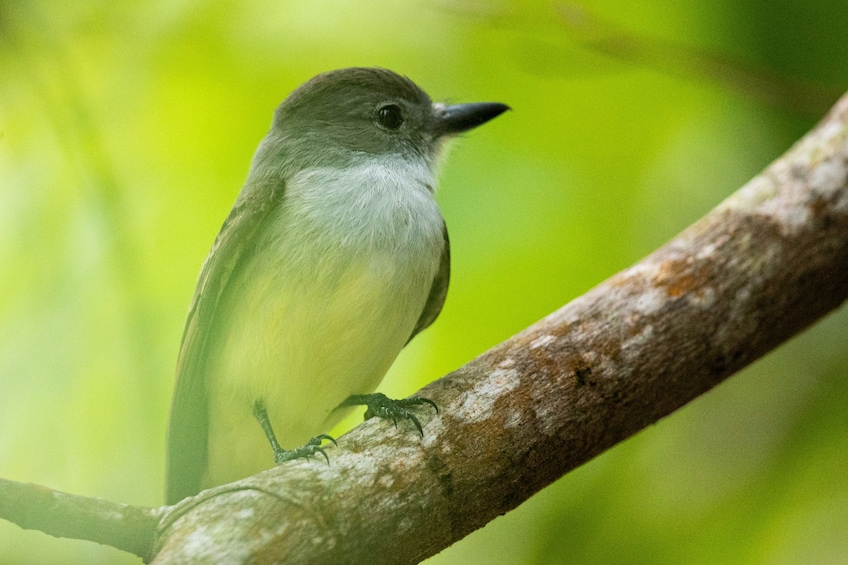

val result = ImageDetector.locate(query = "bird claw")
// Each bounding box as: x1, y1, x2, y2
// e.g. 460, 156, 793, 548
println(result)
344, 393, 438, 437
273, 434, 337, 465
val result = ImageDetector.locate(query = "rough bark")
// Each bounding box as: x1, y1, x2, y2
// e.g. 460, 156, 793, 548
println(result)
1, 91, 846, 564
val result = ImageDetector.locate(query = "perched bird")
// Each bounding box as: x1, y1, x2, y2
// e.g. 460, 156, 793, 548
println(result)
166, 68, 508, 504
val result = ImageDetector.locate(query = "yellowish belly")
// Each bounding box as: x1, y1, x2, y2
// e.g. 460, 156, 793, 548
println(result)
203, 249, 434, 489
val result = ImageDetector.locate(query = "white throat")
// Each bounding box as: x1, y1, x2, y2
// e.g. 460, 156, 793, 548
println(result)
282, 154, 441, 252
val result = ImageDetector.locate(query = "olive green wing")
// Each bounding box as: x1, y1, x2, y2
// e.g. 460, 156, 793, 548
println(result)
407, 222, 450, 344
165, 182, 283, 505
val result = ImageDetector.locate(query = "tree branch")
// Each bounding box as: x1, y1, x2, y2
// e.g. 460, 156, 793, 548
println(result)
2, 91, 847, 563
0, 477, 160, 560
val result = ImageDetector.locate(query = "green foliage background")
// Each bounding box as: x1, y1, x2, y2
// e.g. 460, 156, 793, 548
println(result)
1, 1, 847, 563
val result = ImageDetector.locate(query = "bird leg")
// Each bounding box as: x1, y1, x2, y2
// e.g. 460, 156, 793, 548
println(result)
252, 399, 337, 464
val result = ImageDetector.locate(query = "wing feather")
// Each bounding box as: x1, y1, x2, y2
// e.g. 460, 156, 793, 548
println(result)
407, 222, 450, 344
165, 182, 283, 504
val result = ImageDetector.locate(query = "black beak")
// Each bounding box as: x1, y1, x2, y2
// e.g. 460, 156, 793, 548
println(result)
432, 102, 510, 136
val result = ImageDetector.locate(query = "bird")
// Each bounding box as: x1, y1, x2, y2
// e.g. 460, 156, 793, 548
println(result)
165, 67, 508, 504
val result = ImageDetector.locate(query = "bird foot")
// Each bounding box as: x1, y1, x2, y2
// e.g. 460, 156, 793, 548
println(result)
273, 434, 337, 465
339, 393, 438, 436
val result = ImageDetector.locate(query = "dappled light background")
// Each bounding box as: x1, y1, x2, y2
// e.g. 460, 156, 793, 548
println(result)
1, 1, 847, 563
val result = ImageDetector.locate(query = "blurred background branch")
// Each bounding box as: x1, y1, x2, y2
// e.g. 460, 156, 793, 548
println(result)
556, 3, 843, 117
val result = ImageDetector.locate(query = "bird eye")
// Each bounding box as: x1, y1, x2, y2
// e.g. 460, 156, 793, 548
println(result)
376, 104, 404, 130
